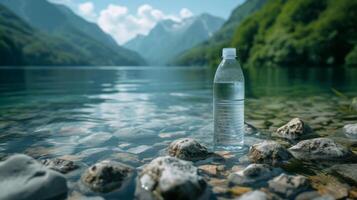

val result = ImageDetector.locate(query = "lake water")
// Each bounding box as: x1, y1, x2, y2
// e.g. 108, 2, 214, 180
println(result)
0, 66, 356, 198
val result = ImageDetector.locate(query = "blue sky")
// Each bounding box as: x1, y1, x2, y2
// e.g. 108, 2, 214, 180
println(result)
51, 0, 245, 44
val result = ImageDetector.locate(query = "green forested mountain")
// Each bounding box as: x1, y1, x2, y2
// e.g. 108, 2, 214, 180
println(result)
0, 0, 146, 66
0, 5, 89, 65
171, 0, 267, 66
173, 0, 357, 67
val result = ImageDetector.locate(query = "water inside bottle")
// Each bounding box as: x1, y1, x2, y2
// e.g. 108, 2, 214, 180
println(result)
213, 82, 244, 151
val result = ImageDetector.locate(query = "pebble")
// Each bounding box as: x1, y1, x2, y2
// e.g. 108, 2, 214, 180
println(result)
288, 138, 352, 161
135, 156, 206, 200
237, 190, 268, 200
274, 118, 311, 140
81, 160, 133, 193
248, 140, 292, 165
342, 124, 357, 139
168, 138, 209, 161
228, 164, 282, 187
268, 173, 310, 198
41, 158, 79, 173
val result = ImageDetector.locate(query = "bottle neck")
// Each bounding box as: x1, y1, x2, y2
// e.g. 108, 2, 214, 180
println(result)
222, 56, 236, 60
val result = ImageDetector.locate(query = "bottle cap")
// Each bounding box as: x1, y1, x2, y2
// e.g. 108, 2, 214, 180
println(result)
222, 48, 236, 58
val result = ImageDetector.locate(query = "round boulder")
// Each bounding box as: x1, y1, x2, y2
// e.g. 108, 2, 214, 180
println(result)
0, 154, 68, 200
135, 156, 206, 200
248, 140, 292, 165
81, 160, 133, 193
288, 138, 352, 161
168, 138, 209, 161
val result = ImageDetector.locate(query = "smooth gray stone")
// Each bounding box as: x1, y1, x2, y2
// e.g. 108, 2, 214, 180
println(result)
0, 154, 68, 200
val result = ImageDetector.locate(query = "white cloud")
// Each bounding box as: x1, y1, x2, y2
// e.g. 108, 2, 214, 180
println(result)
97, 4, 194, 44
180, 8, 193, 19
78, 2, 96, 19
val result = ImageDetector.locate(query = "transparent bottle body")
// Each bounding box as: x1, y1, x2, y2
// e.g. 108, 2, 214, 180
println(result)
213, 57, 245, 151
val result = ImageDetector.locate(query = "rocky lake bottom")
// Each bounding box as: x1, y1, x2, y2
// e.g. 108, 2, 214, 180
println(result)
0, 67, 356, 200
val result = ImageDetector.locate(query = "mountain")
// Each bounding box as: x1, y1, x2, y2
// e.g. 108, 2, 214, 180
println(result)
0, 4, 90, 65
173, 0, 357, 67
124, 13, 224, 65
0, 0, 146, 66
171, 0, 267, 66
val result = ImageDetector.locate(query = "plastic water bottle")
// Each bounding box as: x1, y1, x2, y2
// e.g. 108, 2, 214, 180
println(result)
213, 48, 245, 151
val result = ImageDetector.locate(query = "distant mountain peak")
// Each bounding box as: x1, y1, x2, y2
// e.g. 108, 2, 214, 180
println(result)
124, 13, 224, 65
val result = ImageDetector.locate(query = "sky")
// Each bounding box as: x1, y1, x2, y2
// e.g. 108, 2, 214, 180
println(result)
50, 0, 245, 44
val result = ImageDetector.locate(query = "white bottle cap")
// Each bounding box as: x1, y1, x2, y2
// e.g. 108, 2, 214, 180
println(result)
222, 48, 236, 58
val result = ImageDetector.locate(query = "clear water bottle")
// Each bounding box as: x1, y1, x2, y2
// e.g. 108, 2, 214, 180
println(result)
213, 48, 245, 151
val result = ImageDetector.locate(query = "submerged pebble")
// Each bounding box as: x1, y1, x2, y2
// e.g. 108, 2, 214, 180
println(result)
41, 158, 79, 173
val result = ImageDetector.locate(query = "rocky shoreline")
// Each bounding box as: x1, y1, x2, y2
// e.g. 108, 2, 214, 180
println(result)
0, 119, 356, 200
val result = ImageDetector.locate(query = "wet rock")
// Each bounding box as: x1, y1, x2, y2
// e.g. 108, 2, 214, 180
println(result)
268, 173, 310, 198
81, 160, 133, 193
288, 138, 352, 161
244, 122, 259, 135
237, 190, 268, 200
295, 191, 334, 200
343, 124, 357, 139
135, 156, 206, 200
168, 138, 209, 161
228, 186, 252, 197
309, 173, 350, 200
248, 140, 292, 165
329, 164, 357, 185
41, 158, 79, 174
198, 164, 225, 177
274, 118, 311, 140
228, 164, 282, 187
0, 154, 68, 200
